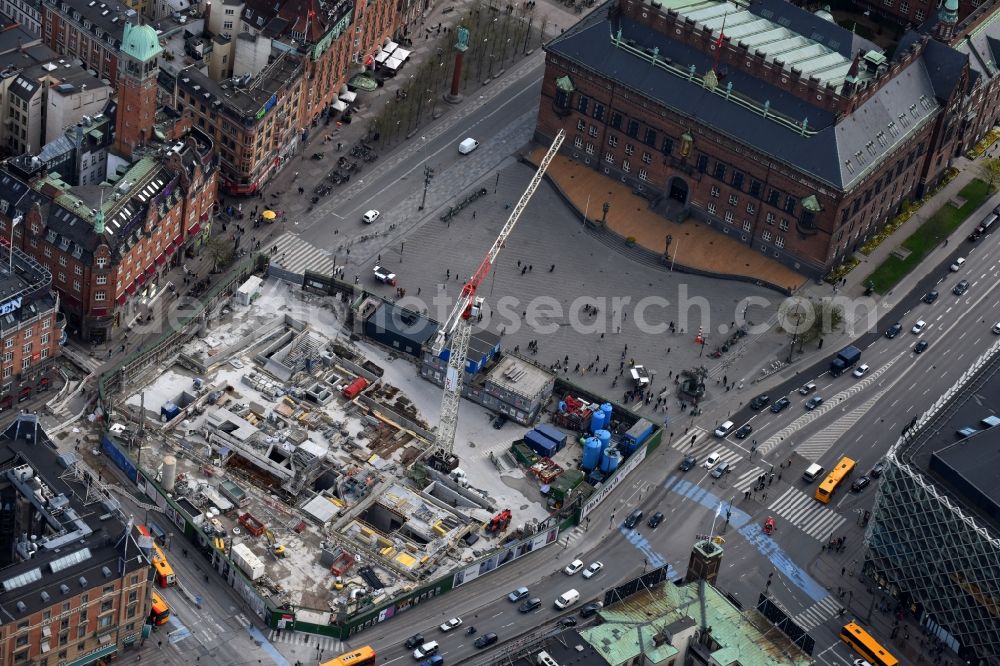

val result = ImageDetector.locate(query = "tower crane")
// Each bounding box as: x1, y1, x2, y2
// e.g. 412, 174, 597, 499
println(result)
427, 130, 566, 471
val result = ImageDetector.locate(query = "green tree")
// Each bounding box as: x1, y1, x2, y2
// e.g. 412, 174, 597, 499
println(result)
205, 236, 233, 273
980, 157, 1000, 188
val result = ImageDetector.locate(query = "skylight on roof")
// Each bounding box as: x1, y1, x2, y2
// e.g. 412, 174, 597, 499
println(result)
3, 568, 42, 592
49, 548, 93, 574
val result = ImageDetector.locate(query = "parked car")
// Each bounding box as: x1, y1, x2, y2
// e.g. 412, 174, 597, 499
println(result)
647, 512, 664, 529
805, 396, 824, 410
749, 394, 770, 410
851, 475, 871, 492
564, 559, 584, 575
735, 424, 753, 439
519, 597, 541, 613
922, 290, 939, 304
439, 618, 462, 632
678, 455, 697, 471
953, 279, 970, 296
405, 634, 424, 649
770, 397, 791, 413
508, 587, 529, 602
884, 322, 903, 338
474, 633, 498, 649
581, 562, 604, 579
492, 414, 508, 430
914, 339, 929, 354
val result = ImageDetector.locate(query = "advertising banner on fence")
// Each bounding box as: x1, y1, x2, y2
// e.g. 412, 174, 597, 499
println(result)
580, 444, 647, 521
452, 527, 559, 588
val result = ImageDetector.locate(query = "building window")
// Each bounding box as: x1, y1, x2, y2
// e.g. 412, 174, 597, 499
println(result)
767, 189, 780, 206
626, 120, 639, 138
58, 255, 67, 267
731, 171, 744, 190
585, 142, 594, 155
725, 211, 734, 223
608, 135, 618, 147
21, 358, 29, 370
41, 333, 49, 345
4, 338, 11, 348
900, 1, 909, 13
713, 163, 726, 180
641, 151, 652, 164
96, 256, 107, 269
73, 280, 81, 292
577, 97, 589, 115
743, 220, 752, 232
780, 218, 790, 231
3, 366, 11, 379
588, 125, 598, 138
223, 20, 233, 29
696, 155, 709, 173
576, 119, 585, 131
574, 136, 583, 149
609, 112, 622, 130
622, 159, 631, 173
58, 272, 65, 283
23, 329, 30, 340
22, 342, 31, 355
95, 291, 106, 301
624, 144, 634, 156
644, 128, 657, 146
604, 151, 615, 164
592, 103, 605, 122
661, 137, 673, 155
746, 203, 756, 214
729, 194, 739, 206
710, 186, 720, 198
749, 180, 762, 197
707, 202, 717, 215
914, 8, 923, 20
784, 196, 797, 214
883, 0, 893, 6
43, 247, 52, 258
766, 212, 775, 225
762, 230, 772, 242
74, 265, 82, 275
638, 169, 648, 181
98, 614, 113, 628
775, 236, 785, 248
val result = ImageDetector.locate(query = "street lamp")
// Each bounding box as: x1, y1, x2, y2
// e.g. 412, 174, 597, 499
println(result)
601, 201, 610, 225
665, 234, 672, 261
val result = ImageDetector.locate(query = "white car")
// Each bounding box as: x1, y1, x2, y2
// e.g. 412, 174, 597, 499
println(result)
852, 363, 869, 378
703, 452, 722, 469
373, 265, 397, 285
911, 320, 927, 334
950, 257, 965, 271
581, 561, 604, 579
714, 420, 734, 437
362, 209, 380, 224
439, 617, 462, 632
564, 559, 584, 575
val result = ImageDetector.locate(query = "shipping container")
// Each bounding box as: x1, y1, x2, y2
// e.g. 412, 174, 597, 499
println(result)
524, 430, 556, 457
623, 418, 655, 451
534, 423, 568, 451
342, 377, 369, 399
231, 543, 265, 581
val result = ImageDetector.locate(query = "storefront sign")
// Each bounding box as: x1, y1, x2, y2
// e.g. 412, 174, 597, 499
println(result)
0, 296, 22, 316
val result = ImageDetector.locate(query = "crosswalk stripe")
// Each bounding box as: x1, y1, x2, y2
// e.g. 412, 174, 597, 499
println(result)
271, 233, 335, 275
732, 467, 763, 492
793, 595, 843, 630
267, 629, 342, 652
766, 487, 847, 540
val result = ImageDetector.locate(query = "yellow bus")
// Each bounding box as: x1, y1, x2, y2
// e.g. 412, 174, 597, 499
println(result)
149, 591, 171, 626
138, 525, 176, 587
816, 456, 856, 504
840, 622, 898, 666
320, 646, 377, 666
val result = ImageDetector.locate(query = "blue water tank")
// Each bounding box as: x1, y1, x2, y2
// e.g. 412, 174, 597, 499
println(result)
590, 410, 606, 433
601, 402, 613, 423
600, 447, 621, 474
558, 400, 567, 412
595, 429, 612, 452
582, 437, 603, 471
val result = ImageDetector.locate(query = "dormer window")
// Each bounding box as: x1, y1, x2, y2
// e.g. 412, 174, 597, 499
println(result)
96, 256, 108, 269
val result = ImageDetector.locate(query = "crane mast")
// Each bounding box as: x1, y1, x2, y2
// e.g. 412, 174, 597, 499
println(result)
428, 130, 566, 468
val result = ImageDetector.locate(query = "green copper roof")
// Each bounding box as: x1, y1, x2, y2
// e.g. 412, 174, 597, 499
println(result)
121, 22, 163, 62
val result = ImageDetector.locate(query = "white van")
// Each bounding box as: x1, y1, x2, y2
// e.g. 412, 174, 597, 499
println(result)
413, 641, 439, 659
554, 589, 580, 609
803, 463, 825, 483
459, 138, 480, 154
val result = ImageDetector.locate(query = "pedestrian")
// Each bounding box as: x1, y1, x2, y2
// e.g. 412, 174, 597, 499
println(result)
472, 211, 476, 219
841, 567, 846, 576
549, 264, 555, 272
517, 260, 521, 267
528, 265, 533, 272
446, 269, 450, 279
521, 266, 527, 275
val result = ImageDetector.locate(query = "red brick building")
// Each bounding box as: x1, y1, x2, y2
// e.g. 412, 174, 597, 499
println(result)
536, 0, 966, 277
40, 0, 129, 85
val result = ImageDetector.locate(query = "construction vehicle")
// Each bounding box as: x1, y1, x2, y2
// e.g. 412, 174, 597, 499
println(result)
485, 509, 512, 534
427, 130, 566, 471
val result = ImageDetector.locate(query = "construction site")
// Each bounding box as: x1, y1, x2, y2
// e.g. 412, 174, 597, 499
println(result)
71, 131, 661, 637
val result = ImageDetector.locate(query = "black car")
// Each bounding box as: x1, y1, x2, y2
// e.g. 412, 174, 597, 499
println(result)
969, 229, 982, 242
869, 462, 885, 478
623, 509, 643, 529
884, 322, 903, 339
954, 279, 970, 296
735, 424, 753, 439
923, 290, 939, 304
851, 475, 871, 492
519, 598, 541, 613
647, 512, 664, 528
579, 602, 603, 618
474, 633, 498, 649
558, 617, 578, 628
678, 455, 696, 472
750, 394, 770, 410
914, 340, 929, 353
770, 397, 791, 413
492, 414, 507, 430
405, 634, 424, 649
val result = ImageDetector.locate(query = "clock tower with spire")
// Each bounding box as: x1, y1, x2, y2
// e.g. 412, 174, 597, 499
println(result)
113, 20, 163, 160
